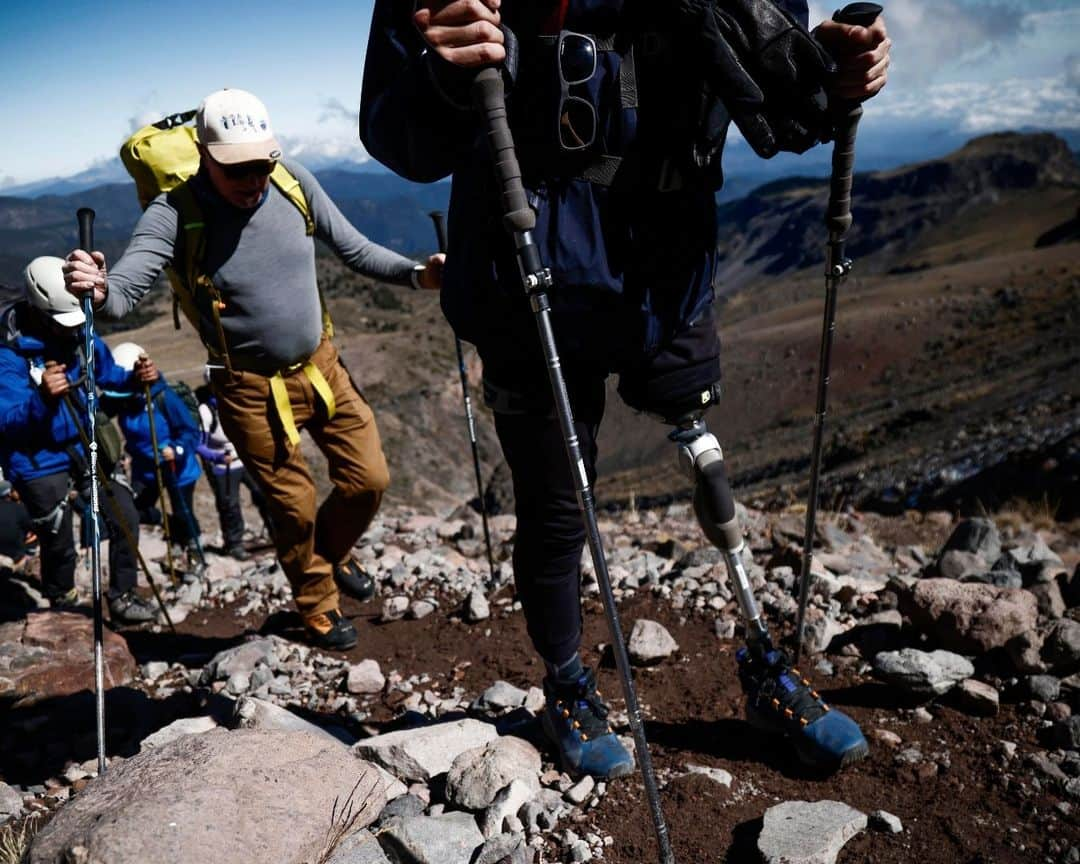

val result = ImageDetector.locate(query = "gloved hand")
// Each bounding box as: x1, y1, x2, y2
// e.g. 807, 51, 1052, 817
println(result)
676, 0, 837, 158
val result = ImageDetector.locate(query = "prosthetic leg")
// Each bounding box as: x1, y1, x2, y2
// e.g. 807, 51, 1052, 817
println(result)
670, 408, 868, 770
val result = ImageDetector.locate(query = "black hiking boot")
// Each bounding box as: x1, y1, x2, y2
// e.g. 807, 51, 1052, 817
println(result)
334, 559, 376, 601
108, 590, 157, 624
304, 609, 358, 651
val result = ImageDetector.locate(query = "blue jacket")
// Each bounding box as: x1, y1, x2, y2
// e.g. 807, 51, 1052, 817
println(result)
102, 379, 202, 490
360, 0, 808, 358
0, 302, 137, 484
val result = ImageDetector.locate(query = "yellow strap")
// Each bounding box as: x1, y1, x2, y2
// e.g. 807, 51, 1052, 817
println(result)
303, 362, 336, 420
268, 363, 336, 449
270, 373, 300, 447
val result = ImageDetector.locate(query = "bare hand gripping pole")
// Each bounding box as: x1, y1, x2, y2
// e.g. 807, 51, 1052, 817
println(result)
76, 207, 108, 775
429, 211, 496, 584
472, 67, 676, 864
795, 2, 883, 663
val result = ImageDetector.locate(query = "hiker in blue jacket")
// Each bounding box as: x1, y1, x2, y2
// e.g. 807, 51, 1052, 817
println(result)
360, 0, 890, 779
0, 256, 157, 623
101, 342, 203, 560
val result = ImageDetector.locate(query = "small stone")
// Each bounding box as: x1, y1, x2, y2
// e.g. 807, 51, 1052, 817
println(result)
565, 775, 595, 806
684, 764, 733, 788
226, 670, 251, 695
913, 707, 934, 723
381, 596, 409, 622
1026, 674, 1062, 703
627, 619, 679, 666
347, 660, 386, 695
408, 599, 437, 620
465, 589, 490, 623
758, 800, 867, 864
874, 648, 974, 697
473, 681, 528, 713
869, 810, 903, 833
955, 679, 999, 716
868, 728, 902, 749
141, 660, 170, 680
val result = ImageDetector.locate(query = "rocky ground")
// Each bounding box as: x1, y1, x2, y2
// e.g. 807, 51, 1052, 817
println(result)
2, 498, 1079, 863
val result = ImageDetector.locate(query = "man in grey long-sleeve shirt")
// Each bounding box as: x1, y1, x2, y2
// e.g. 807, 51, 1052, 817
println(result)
64, 88, 442, 650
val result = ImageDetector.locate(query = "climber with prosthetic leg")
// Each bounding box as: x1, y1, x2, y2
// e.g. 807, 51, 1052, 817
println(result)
360, 0, 889, 779
672, 405, 867, 769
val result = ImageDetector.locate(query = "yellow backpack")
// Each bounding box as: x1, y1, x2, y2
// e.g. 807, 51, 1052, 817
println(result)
119, 111, 332, 370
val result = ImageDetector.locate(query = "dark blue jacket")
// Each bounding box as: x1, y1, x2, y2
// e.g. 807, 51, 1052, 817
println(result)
0, 303, 136, 484
102, 379, 202, 490
360, 0, 808, 358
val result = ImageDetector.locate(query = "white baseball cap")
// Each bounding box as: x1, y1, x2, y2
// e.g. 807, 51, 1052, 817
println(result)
196, 88, 282, 165
24, 256, 86, 328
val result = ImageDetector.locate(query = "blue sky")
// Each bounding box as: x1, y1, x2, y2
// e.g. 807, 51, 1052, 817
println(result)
0, 0, 1077, 187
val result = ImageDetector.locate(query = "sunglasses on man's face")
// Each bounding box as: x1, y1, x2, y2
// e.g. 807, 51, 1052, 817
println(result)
217, 159, 276, 180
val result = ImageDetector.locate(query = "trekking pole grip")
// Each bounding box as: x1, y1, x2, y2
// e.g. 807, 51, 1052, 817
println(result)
429, 211, 448, 254
472, 68, 535, 235
77, 207, 95, 253
825, 2, 882, 237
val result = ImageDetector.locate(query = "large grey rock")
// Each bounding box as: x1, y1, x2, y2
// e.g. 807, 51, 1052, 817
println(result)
941, 518, 1000, 563
0, 612, 136, 708
0, 780, 23, 823
355, 719, 499, 783
1026, 675, 1063, 703
627, 619, 679, 665
473, 832, 532, 864
874, 649, 974, 697
479, 777, 538, 838
28, 729, 384, 864
324, 830, 393, 864
377, 812, 484, 864
233, 696, 352, 745
1043, 620, 1080, 675
139, 715, 219, 751
445, 736, 542, 810
758, 800, 867, 864
200, 637, 277, 683
902, 579, 1038, 653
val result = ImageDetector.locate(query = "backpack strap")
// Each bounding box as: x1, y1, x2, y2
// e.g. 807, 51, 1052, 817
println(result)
269, 164, 334, 339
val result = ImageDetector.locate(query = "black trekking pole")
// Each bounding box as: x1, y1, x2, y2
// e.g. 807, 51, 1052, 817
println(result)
428, 211, 496, 584
60, 394, 176, 633
794, 2, 884, 664
472, 68, 675, 864
76, 207, 107, 775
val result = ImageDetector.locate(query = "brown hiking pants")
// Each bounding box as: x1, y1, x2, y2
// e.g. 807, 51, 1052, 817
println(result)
211, 337, 389, 618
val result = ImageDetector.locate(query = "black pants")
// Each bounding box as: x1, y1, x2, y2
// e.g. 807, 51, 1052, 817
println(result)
485, 304, 722, 667
133, 480, 201, 548
204, 465, 273, 548
20, 469, 139, 600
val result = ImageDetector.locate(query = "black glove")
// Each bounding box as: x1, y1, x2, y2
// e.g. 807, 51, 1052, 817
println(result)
676, 0, 837, 158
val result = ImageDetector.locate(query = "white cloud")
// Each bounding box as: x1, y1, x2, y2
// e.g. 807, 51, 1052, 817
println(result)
873, 74, 1080, 130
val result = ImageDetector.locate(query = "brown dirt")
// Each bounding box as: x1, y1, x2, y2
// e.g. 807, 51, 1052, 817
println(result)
153, 582, 1078, 864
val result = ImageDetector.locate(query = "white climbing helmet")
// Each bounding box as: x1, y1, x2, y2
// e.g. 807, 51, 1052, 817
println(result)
23, 256, 85, 328
111, 342, 145, 372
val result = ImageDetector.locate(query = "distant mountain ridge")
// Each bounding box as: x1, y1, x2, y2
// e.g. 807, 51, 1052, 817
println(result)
713, 132, 1080, 292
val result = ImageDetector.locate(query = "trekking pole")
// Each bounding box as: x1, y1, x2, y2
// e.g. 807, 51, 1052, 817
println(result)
60, 393, 176, 633
143, 377, 178, 585
794, 2, 883, 664
76, 207, 107, 776
428, 210, 496, 584
472, 68, 675, 864
165, 460, 207, 573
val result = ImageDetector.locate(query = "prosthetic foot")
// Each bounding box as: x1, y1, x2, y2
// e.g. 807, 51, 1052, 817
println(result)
672, 416, 868, 770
